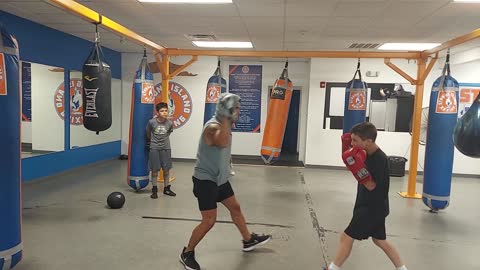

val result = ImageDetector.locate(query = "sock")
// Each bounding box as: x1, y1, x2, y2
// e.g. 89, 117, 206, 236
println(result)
328, 262, 340, 270
163, 172, 169, 188
397, 266, 407, 270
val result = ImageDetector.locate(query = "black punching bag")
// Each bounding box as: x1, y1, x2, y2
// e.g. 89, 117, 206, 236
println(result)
82, 30, 112, 134
453, 92, 480, 158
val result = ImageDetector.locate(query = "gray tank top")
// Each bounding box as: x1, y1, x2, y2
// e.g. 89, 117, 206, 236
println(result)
193, 118, 231, 186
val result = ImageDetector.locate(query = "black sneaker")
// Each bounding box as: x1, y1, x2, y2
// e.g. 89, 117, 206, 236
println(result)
179, 247, 201, 270
242, 233, 272, 252
150, 186, 158, 199
164, 185, 176, 197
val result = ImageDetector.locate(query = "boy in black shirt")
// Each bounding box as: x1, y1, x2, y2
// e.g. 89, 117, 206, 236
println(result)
327, 122, 408, 270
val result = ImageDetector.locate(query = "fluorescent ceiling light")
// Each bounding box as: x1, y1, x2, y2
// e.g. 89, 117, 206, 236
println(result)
453, 0, 480, 2
192, 41, 253, 48
378, 43, 441, 51
138, 0, 232, 3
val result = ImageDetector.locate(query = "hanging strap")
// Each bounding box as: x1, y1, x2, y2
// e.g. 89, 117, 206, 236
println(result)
438, 50, 450, 92
349, 59, 365, 92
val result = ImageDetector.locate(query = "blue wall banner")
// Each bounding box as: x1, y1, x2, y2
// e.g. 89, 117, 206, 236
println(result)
21, 61, 31, 121
228, 65, 262, 133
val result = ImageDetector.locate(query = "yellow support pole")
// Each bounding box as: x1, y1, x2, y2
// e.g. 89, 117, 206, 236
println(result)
384, 58, 417, 85
161, 55, 170, 103
49, 0, 167, 54
399, 58, 426, 199
157, 168, 176, 183
169, 56, 198, 79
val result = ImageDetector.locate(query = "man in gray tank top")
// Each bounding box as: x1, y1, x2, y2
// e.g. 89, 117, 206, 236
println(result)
179, 93, 271, 270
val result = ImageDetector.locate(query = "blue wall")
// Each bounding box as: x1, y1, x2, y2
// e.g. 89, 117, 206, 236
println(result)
0, 11, 122, 181
22, 141, 121, 182
0, 11, 121, 78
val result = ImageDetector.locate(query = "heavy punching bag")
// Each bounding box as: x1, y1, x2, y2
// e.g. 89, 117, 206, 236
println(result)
453, 88, 480, 158
204, 59, 226, 124
261, 62, 293, 164
422, 52, 459, 211
343, 60, 367, 134
127, 50, 154, 191
82, 27, 112, 134
0, 24, 23, 269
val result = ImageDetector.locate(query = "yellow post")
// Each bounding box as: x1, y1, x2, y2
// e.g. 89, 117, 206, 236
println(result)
161, 55, 170, 103
399, 58, 426, 199
157, 168, 176, 183
156, 55, 175, 183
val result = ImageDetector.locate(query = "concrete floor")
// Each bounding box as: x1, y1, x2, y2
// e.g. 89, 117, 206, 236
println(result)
16, 160, 480, 270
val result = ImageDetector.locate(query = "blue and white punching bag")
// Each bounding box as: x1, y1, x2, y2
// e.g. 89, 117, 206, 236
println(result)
422, 53, 459, 211
127, 50, 154, 191
203, 60, 226, 124
0, 25, 23, 269
343, 60, 368, 133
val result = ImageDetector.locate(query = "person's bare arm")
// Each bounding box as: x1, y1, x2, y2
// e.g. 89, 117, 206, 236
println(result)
204, 119, 231, 148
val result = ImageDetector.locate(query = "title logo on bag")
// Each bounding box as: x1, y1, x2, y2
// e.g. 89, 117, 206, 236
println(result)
435, 89, 457, 114
154, 81, 192, 129
0, 53, 6, 95
84, 88, 99, 118
206, 84, 221, 104
271, 85, 286, 100
141, 82, 155, 104
84, 76, 98, 82
348, 89, 366, 111
54, 78, 84, 125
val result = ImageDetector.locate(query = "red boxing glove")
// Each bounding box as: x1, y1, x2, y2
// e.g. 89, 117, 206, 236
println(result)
342, 146, 372, 185
341, 132, 352, 153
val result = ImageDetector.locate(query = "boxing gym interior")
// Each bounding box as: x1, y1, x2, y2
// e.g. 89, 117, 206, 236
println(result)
1, 0, 480, 269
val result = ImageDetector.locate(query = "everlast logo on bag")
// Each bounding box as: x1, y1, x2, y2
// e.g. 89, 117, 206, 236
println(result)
271, 86, 286, 100
84, 88, 99, 118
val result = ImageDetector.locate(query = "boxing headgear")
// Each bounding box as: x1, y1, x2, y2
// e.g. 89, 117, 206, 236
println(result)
215, 93, 241, 122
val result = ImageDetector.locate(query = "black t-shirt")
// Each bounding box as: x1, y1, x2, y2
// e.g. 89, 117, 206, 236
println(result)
353, 148, 390, 217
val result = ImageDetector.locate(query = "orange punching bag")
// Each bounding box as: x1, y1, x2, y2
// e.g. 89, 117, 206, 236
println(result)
261, 62, 293, 164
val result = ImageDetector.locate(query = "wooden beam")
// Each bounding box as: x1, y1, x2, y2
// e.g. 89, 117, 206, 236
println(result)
384, 58, 417, 85
418, 54, 438, 84
422, 28, 480, 57
48, 0, 100, 23
154, 52, 166, 78
169, 56, 198, 79
48, 0, 166, 54
101, 16, 166, 53
161, 55, 170, 103
166, 49, 421, 59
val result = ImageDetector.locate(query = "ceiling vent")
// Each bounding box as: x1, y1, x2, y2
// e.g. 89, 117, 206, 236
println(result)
348, 43, 380, 49
185, 34, 217, 41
